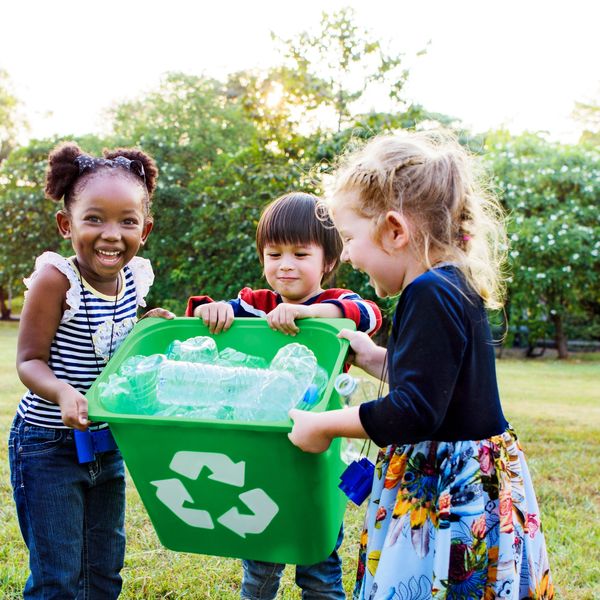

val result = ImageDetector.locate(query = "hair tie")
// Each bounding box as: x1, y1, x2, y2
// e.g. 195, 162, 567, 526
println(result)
73, 155, 146, 184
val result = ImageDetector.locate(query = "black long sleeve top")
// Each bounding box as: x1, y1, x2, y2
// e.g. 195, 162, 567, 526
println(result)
359, 265, 508, 447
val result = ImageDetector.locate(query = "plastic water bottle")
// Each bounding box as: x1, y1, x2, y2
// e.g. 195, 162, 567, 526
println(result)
98, 374, 133, 413
217, 347, 269, 369
98, 339, 324, 422
156, 361, 265, 405
271, 343, 317, 384
166, 336, 218, 363
334, 373, 380, 463
155, 360, 311, 421
334, 373, 358, 399
334, 373, 379, 407
98, 354, 165, 414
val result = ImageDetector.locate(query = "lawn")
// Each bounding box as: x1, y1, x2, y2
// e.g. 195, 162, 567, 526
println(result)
1, 320, 598, 599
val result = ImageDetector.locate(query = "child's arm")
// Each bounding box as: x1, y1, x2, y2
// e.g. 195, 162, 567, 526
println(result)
338, 329, 388, 381
318, 290, 382, 336
140, 307, 176, 320
186, 293, 234, 333
288, 326, 387, 452
288, 406, 368, 453
188, 288, 281, 333
296, 277, 472, 453
194, 302, 234, 334
267, 289, 383, 336
266, 303, 342, 336
16, 266, 89, 430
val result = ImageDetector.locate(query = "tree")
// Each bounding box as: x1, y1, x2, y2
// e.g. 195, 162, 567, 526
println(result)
219, 72, 458, 340
101, 13, 446, 317
0, 135, 108, 319
273, 7, 426, 132
573, 85, 600, 145
0, 69, 25, 164
184, 143, 316, 300
0, 139, 64, 318
108, 73, 306, 311
484, 131, 600, 358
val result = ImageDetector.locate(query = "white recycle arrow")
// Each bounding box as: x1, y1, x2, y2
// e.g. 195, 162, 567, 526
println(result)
151, 451, 279, 535
218, 488, 279, 538
170, 451, 245, 487
150, 478, 214, 529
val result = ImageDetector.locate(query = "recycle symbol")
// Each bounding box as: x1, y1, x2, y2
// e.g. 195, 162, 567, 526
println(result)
151, 451, 279, 538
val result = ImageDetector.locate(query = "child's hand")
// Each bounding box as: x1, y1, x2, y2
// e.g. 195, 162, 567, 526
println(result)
338, 329, 381, 371
267, 304, 313, 336
57, 384, 89, 431
194, 302, 234, 334
288, 408, 333, 453
140, 308, 176, 320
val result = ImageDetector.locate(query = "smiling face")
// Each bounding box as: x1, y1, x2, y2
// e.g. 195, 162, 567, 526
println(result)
332, 192, 422, 298
263, 242, 331, 304
56, 172, 152, 293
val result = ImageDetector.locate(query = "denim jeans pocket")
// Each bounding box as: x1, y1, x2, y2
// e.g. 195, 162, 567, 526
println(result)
16, 423, 65, 456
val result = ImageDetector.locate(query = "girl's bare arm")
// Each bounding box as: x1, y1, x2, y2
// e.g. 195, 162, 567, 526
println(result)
17, 266, 89, 428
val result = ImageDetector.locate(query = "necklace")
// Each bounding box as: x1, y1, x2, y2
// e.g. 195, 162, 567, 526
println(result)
75, 260, 121, 373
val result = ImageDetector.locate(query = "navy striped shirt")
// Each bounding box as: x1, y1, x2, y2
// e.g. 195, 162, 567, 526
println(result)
186, 287, 382, 335
17, 255, 152, 428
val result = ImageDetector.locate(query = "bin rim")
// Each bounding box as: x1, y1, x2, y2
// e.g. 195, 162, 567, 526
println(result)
87, 316, 355, 430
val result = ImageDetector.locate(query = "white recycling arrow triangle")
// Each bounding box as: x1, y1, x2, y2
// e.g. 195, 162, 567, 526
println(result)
170, 451, 245, 487
217, 488, 279, 538
150, 478, 214, 529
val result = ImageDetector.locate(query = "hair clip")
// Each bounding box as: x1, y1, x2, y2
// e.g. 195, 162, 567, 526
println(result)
74, 155, 98, 174
128, 159, 146, 183
73, 155, 145, 183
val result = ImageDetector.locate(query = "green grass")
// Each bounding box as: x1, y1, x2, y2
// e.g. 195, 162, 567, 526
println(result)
1, 320, 598, 599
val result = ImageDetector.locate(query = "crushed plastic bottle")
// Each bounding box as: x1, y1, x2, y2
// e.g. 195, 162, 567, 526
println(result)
334, 373, 380, 464
98, 354, 166, 414
156, 361, 303, 418
98, 337, 327, 422
270, 343, 317, 384
334, 373, 379, 408
296, 366, 329, 410
334, 373, 358, 399
97, 374, 133, 413
166, 336, 218, 363
217, 347, 269, 369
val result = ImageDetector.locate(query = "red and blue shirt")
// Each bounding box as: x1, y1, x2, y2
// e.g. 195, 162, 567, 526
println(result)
186, 287, 382, 335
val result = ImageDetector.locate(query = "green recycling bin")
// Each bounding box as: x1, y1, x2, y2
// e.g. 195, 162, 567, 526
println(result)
86, 317, 354, 565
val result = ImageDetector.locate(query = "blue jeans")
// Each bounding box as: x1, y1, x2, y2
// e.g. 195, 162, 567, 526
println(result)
8, 415, 126, 600
241, 526, 345, 599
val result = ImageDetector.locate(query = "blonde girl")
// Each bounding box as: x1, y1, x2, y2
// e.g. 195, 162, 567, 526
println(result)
289, 132, 553, 599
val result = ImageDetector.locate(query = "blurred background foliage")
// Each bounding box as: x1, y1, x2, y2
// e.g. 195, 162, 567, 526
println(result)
1, 8, 598, 356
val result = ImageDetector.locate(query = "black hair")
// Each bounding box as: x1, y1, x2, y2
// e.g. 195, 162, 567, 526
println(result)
255, 192, 343, 283
44, 141, 158, 214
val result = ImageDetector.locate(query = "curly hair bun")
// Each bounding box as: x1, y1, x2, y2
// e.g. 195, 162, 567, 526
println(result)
103, 148, 159, 196
45, 141, 84, 202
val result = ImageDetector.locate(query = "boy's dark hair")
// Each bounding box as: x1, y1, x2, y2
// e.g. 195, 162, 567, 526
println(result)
45, 141, 158, 214
256, 192, 343, 284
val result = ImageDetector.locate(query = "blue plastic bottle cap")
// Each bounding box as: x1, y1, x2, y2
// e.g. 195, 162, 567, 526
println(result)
302, 384, 320, 406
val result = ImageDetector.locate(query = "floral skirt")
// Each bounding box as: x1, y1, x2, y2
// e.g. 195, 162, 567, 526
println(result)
354, 428, 553, 600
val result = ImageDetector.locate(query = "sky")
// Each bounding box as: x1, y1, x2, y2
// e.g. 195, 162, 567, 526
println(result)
2, 0, 599, 144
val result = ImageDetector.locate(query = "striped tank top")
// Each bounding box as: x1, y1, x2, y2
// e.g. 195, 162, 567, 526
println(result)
17, 252, 154, 428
